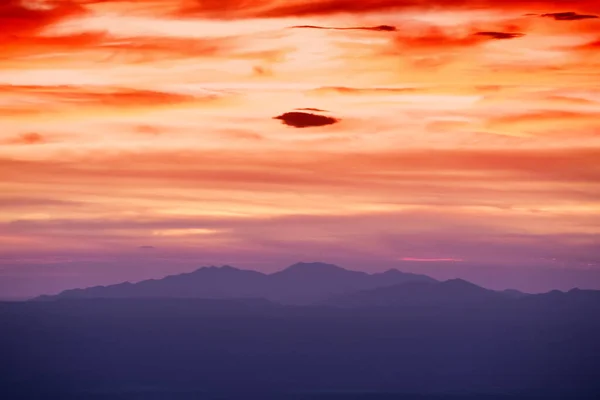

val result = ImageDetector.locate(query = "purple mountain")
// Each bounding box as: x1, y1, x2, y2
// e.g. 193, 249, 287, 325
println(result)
36, 262, 438, 305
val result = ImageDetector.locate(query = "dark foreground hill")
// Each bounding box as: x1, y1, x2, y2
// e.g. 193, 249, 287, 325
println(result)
3, 288, 600, 399
36, 262, 437, 305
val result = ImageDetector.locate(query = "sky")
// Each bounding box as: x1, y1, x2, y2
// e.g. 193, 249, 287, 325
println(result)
1, 0, 600, 297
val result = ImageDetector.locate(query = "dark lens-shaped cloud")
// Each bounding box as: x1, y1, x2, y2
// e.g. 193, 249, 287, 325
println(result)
541, 12, 599, 21
274, 112, 339, 128
475, 31, 526, 39
291, 25, 396, 32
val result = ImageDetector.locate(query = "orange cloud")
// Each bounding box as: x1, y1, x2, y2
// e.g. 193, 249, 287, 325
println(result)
309, 87, 420, 96
0, 85, 205, 115
486, 110, 600, 136
2, 32, 240, 62
2, 147, 599, 195
574, 38, 600, 51
3, 133, 46, 145
384, 26, 527, 57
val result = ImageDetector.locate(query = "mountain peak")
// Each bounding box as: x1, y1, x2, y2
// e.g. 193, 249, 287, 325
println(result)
190, 265, 242, 273
442, 278, 479, 286
382, 268, 401, 275
381, 268, 417, 276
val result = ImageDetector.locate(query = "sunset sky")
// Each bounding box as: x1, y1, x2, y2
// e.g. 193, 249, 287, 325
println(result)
1, 0, 600, 296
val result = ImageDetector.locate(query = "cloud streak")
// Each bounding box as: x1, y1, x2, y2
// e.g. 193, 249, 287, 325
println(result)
0, 85, 210, 116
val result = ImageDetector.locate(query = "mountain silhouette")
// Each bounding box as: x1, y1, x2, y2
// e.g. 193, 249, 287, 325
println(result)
322, 278, 509, 308
36, 262, 437, 305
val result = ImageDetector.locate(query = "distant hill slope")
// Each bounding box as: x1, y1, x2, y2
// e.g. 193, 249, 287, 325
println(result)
36, 262, 437, 305
322, 278, 511, 308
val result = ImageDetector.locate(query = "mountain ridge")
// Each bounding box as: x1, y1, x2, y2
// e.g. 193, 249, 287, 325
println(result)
322, 277, 510, 308
36, 262, 438, 305
40, 261, 597, 308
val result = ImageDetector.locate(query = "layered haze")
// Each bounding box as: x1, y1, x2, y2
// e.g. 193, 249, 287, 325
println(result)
1, 0, 600, 297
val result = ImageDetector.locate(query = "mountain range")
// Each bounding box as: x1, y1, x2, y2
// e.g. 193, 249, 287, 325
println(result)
6, 262, 600, 398
36, 262, 439, 305
35, 262, 600, 312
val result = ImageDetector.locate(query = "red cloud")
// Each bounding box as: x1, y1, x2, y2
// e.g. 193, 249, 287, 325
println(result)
9, 1, 595, 21
574, 38, 600, 51
378, 25, 527, 59
0, 1, 244, 60
0, 0, 85, 39
391, 28, 486, 52
0, 1, 101, 59
176, 0, 600, 18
